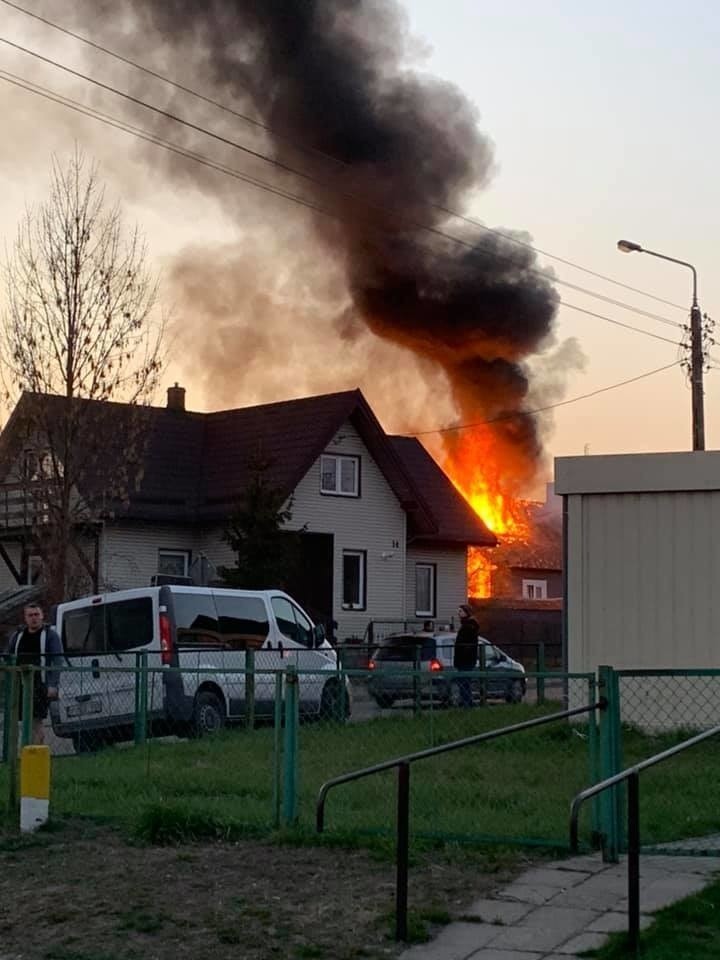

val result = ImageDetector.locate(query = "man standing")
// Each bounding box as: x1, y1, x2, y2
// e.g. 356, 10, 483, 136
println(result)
454, 604, 480, 708
6, 603, 63, 744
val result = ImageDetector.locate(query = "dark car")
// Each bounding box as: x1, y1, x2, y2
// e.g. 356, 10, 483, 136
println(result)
367, 631, 526, 708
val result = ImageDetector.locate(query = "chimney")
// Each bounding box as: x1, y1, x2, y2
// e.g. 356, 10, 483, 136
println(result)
166, 382, 186, 412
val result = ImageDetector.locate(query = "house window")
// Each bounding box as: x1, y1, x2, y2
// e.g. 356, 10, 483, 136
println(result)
320, 454, 360, 497
415, 563, 436, 617
522, 579, 547, 600
342, 550, 366, 609
158, 549, 190, 578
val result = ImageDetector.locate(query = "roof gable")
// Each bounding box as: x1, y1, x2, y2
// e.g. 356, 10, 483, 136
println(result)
389, 436, 496, 547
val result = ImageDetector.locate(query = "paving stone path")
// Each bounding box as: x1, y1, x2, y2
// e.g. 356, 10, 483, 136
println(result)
400, 851, 720, 960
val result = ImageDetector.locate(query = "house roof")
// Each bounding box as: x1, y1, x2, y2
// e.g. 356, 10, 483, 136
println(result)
389, 436, 496, 547
488, 501, 563, 572
1, 389, 495, 546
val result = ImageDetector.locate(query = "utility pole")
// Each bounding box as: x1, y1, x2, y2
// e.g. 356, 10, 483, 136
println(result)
690, 298, 705, 451
617, 240, 705, 451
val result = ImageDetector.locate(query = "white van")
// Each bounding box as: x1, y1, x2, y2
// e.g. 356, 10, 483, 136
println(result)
51, 585, 350, 751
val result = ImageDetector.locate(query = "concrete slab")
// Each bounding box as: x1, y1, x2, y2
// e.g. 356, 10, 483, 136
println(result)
616, 872, 710, 913
485, 924, 574, 953
500, 882, 562, 905
399, 922, 498, 960
467, 950, 544, 960
587, 911, 653, 933
512, 867, 589, 889
520, 904, 598, 933
554, 931, 608, 954
548, 855, 608, 874
462, 899, 533, 924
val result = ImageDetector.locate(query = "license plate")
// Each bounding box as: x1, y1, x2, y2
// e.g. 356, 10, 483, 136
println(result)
66, 699, 103, 718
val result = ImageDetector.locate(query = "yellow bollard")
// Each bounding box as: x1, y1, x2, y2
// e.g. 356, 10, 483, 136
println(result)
19, 745, 50, 833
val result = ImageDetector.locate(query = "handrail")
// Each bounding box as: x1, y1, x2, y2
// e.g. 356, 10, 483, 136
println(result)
317, 699, 604, 941
570, 722, 720, 955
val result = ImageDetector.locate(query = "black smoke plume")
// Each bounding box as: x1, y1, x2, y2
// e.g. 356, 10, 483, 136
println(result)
92, 0, 560, 489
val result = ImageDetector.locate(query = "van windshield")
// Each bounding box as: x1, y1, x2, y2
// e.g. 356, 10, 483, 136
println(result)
374, 635, 436, 662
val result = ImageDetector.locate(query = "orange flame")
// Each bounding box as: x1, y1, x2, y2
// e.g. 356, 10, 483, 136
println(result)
441, 426, 531, 598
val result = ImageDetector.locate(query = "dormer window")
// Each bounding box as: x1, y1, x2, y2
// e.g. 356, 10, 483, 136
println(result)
320, 454, 360, 497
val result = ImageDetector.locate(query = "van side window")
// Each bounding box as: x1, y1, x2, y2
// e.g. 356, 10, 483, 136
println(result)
214, 595, 269, 650
106, 598, 154, 652
271, 597, 315, 649
271, 597, 297, 644
290, 602, 313, 648
62, 606, 105, 656
173, 594, 220, 647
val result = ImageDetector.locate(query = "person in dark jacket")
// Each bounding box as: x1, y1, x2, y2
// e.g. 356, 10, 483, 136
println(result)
453, 604, 479, 707
5, 603, 63, 744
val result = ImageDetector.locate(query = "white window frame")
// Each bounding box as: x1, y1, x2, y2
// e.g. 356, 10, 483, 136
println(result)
415, 563, 436, 617
342, 549, 366, 610
522, 579, 547, 600
158, 549, 191, 578
320, 454, 360, 497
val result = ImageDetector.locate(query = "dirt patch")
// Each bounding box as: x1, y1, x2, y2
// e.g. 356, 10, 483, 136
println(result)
0, 822, 524, 960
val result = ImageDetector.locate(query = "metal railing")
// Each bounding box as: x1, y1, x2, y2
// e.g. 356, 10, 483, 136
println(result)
317, 699, 604, 941
570, 722, 720, 956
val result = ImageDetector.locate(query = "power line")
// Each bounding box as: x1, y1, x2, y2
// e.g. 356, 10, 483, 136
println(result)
408, 361, 683, 436
0, 67, 686, 354
0, 0, 689, 316
0, 32, 686, 332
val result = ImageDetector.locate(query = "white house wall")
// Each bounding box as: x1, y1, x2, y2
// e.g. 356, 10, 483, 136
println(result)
101, 524, 202, 591
405, 544, 467, 628
197, 424, 407, 638
287, 422, 407, 640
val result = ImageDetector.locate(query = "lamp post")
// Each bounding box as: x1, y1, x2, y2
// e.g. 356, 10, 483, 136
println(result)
617, 240, 705, 451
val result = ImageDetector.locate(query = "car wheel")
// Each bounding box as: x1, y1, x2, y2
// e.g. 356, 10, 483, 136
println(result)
320, 681, 349, 722
506, 680, 524, 704
192, 690, 226, 736
448, 681, 463, 708
373, 693, 395, 709
71, 730, 104, 754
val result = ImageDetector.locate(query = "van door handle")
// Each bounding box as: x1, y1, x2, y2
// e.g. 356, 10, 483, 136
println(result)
91, 658, 100, 680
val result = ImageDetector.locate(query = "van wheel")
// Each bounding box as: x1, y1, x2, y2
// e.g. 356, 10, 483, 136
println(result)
192, 690, 226, 736
320, 682, 349, 722
71, 730, 103, 754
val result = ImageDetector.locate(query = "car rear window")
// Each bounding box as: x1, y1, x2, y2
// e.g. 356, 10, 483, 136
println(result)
374, 635, 436, 662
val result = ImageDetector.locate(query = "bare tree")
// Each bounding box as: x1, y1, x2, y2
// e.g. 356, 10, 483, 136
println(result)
1, 149, 165, 601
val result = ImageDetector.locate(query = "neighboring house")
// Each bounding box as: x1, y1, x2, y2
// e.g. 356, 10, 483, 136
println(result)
480, 486, 563, 600
0, 387, 495, 641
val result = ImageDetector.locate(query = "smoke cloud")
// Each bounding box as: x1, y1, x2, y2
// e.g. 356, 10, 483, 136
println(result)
85, 0, 561, 491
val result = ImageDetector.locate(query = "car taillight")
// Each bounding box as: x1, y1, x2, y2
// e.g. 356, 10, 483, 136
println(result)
159, 612, 173, 665
368, 660, 376, 670
429, 658, 443, 672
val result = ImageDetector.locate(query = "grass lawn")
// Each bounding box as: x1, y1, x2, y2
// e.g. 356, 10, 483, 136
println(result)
2, 701, 720, 854
585, 876, 720, 959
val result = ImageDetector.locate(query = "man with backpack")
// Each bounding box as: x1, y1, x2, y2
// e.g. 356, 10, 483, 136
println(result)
6, 603, 63, 744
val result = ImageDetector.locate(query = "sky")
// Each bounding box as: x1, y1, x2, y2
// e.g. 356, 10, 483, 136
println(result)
0, 0, 718, 492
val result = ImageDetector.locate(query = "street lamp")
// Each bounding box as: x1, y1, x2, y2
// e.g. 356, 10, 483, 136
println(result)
616, 239, 705, 451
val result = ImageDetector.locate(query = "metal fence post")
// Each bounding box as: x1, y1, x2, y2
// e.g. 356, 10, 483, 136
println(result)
134, 652, 148, 746
536, 642, 546, 705
273, 673, 283, 829
587, 675, 602, 842
282, 666, 299, 826
4, 669, 19, 822
412, 645, 421, 716
395, 761, 411, 942
477, 643, 486, 706
627, 771, 641, 955
2, 662, 15, 763
20, 668, 33, 747
598, 665, 622, 862
246, 648, 255, 730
